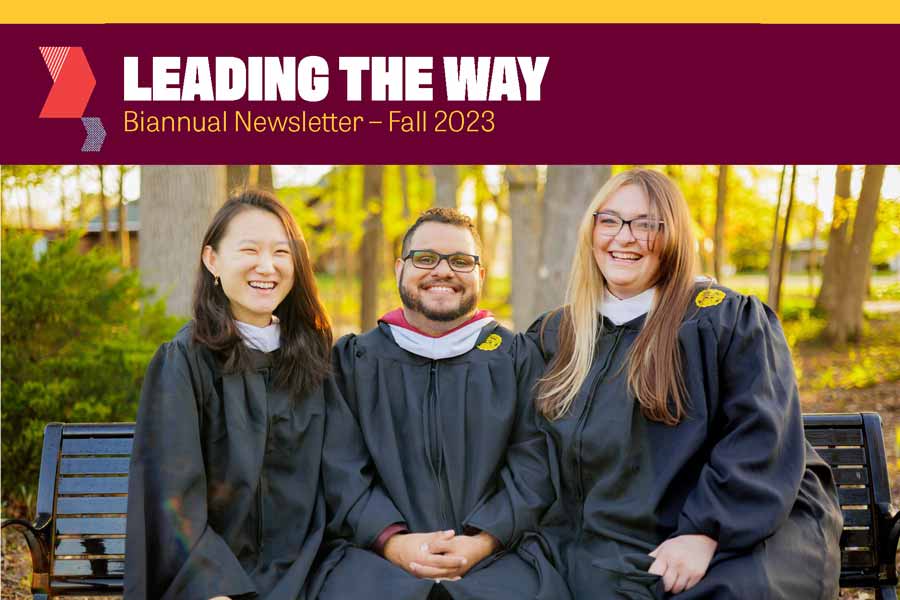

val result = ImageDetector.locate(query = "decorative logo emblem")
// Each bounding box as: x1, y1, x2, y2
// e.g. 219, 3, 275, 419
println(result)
477, 333, 502, 351
695, 289, 726, 308
38, 46, 105, 152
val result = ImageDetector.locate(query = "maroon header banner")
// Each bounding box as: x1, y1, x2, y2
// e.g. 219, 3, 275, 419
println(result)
1, 24, 898, 164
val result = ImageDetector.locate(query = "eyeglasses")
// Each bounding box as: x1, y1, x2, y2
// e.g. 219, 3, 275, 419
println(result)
402, 250, 481, 273
593, 212, 664, 241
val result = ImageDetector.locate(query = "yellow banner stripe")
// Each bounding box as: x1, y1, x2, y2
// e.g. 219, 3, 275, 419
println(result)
5, 0, 900, 23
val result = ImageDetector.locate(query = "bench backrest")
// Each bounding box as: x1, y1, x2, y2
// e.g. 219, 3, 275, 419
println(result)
803, 412, 898, 591
37, 423, 133, 596
32, 415, 896, 596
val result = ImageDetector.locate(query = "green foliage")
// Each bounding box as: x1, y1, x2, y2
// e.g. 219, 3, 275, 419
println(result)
872, 198, 900, 266
787, 313, 900, 392
1, 231, 182, 504
1, 165, 62, 190
871, 281, 900, 301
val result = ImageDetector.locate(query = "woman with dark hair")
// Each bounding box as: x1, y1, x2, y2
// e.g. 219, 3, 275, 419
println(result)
125, 191, 398, 600
530, 169, 842, 599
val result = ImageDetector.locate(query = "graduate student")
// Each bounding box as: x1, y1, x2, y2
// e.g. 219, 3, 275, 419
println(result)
529, 169, 843, 599
317, 208, 569, 600
125, 191, 392, 600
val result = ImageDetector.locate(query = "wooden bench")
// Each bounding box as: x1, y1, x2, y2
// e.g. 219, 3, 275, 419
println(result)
2, 423, 131, 598
806, 413, 900, 599
3, 415, 900, 598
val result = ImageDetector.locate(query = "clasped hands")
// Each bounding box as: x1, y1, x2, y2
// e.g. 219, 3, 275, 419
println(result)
383, 530, 500, 581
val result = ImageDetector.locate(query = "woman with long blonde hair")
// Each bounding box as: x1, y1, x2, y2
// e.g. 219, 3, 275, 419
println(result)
530, 169, 842, 598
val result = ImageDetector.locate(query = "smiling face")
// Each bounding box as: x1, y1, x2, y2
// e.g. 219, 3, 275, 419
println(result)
202, 208, 295, 327
592, 183, 663, 299
395, 221, 484, 331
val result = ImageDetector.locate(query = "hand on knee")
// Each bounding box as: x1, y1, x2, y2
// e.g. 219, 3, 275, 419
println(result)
648, 534, 718, 594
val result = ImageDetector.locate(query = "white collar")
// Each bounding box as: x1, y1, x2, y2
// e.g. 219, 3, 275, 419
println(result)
601, 287, 655, 325
388, 317, 495, 360
235, 317, 281, 353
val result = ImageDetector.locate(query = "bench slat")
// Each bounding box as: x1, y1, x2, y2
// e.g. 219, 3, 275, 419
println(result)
805, 429, 864, 447
49, 579, 124, 593
840, 529, 874, 548
55, 538, 126, 557
58, 477, 129, 494
56, 497, 127, 515
803, 414, 864, 428
817, 448, 867, 466
60, 458, 130, 475
838, 487, 871, 505
842, 509, 873, 527
53, 559, 126, 577
841, 550, 877, 569
57, 517, 126, 535
62, 423, 135, 437
61, 438, 133, 456
833, 468, 869, 485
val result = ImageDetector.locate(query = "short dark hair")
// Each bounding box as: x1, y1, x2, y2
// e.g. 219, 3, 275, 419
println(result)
400, 207, 483, 258
192, 189, 332, 397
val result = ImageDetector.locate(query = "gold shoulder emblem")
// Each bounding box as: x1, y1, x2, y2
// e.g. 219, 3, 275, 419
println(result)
477, 333, 503, 351
695, 289, 726, 308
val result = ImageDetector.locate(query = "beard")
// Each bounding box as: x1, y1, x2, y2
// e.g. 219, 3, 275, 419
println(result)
399, 269, 478, 323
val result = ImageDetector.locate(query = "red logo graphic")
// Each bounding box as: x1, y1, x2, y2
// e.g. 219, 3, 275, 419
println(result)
38, 46, 105, 151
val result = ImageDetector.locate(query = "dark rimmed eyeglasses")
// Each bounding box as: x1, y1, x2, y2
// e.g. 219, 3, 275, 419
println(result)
593, 212, 664, 241
402, 250, 481, 273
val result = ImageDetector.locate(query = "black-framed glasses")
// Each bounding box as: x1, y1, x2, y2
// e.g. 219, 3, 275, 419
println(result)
593, 212, 664, 241
403, 250, 481, 273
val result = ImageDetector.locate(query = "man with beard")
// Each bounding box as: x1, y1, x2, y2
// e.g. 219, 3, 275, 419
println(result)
317, 208, 569, 600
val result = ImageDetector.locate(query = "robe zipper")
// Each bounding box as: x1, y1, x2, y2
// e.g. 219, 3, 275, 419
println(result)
426, 360, 454, 530
573, 327, 626, 529
257, 366, 272, 552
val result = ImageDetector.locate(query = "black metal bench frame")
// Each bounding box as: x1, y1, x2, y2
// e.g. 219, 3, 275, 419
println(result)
3, 414, 900, 598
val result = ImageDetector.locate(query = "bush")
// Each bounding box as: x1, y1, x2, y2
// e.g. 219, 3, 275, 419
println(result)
1, 231, 182, 508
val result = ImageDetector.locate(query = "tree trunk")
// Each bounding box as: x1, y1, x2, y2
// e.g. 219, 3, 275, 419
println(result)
808, 170, 820, 297
400, 165, 410, 219
257, 165, 274, 191
507, 165, 541, 329
118, 166, 130, 267
827, 165, 886, 342
713, 165, 729, 282
99, 165, 110, 246
766, 166, 788, 306
25, 186, 34, 229
772, 166, 797, 314
532, 165, 611, 317
75, 165, 86, 229
139, 166, 227, 317
359, 165, 384, 331
59, 171, 67, 230
816, 165, 853, 313
226, 165, 250, 195
432, 165, 457, 208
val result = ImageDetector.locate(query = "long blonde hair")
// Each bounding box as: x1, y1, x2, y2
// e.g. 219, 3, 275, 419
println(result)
537, 169, 697, 425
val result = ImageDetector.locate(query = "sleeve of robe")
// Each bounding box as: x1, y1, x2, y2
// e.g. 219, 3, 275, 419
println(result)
673, 294, 806, 553
125, 340, 257, 600
462, 333, 557, 547
322, 335, 405, 547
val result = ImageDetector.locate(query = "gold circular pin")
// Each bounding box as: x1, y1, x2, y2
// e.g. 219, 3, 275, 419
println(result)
695, 289, 726, 308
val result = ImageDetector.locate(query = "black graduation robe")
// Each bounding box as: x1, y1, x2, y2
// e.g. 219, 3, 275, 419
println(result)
125, 324, 392, 600
317, 321, 571, 600
530, 286, 842, 600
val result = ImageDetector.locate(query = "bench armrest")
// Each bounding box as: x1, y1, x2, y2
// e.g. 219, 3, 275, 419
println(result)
1, 518, 52, 592
883, 508, 900, 584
